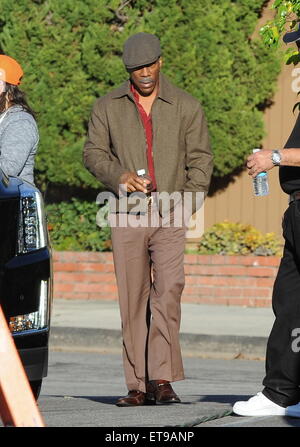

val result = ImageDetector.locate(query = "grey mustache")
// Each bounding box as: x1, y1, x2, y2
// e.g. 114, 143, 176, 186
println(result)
139, 77, 153, 84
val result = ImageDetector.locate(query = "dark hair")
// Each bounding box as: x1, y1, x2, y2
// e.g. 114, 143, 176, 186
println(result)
0, 83, 36, 119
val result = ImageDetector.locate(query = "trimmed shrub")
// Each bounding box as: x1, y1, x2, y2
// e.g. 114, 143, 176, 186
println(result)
198, 220, 283, 256
46, 199, 111, 251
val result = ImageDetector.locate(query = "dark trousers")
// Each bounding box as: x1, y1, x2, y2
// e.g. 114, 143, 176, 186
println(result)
262, 200, 300, 406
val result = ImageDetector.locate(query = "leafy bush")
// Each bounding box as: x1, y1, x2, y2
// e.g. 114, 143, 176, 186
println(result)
47, 203, 283, 255
46, 199, 111, 251
198, 221, 283, 256
260, 0, 300, 65
0, 0, 281, 190
0, 1, 283, 252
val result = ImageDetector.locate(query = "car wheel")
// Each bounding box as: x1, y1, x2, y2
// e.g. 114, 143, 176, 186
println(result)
30, 379, 42, 400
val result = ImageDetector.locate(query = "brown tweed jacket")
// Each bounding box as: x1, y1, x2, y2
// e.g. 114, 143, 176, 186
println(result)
83, 73, 213, 215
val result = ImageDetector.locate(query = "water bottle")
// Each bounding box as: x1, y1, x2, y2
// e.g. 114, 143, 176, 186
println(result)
252, 149, 269, 196
137, 169, 153, 194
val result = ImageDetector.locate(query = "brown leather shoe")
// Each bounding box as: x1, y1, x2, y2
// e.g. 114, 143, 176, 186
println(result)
146, 380, 181, 405
116, 390, 146, 407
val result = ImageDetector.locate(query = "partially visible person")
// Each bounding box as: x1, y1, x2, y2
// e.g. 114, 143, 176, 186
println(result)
0, 54, 38, 184
232, 28, 300, 419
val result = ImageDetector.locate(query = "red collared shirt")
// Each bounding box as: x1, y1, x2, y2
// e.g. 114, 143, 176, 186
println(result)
131, 83, 157, 191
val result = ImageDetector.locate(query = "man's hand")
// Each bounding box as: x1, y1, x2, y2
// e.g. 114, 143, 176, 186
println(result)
246, 150, 274, 178
119, 172, 150, 194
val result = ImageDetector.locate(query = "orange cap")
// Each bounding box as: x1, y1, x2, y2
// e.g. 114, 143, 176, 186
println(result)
0, 55, 23, 86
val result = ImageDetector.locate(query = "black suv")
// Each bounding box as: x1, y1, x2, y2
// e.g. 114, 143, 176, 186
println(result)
0, 167, 52, 399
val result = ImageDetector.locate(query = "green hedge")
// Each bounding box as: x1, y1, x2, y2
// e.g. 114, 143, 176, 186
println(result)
46, 199, 111, 251
46, 201, 282, 256
0, 0, 281, 190
1, 1, 282, 250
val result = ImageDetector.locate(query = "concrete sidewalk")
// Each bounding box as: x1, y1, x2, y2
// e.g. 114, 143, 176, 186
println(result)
46, 301, 300, 428
50, 299, 275, 359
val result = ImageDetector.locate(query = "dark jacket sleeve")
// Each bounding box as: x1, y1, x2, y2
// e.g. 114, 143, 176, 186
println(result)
83, 99, 127, 195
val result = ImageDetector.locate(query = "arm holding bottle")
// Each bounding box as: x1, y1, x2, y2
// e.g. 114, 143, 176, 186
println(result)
247, 149, 300, 178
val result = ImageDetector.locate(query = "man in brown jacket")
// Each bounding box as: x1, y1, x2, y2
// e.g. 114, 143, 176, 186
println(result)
83, 32, 213, 406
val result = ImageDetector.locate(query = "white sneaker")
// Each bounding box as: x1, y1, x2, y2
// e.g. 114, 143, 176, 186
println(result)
233, 392, 286, 416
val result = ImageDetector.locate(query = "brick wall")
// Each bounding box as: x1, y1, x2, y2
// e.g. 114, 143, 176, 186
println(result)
53, 251, 280, 307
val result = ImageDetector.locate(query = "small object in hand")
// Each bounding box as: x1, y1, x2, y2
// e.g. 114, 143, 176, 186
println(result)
137, 169, 153, 193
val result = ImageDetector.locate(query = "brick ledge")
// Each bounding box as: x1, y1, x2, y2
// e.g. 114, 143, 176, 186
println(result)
53, 251, 281, 307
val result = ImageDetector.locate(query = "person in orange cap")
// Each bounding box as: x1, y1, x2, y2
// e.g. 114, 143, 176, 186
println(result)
0, 54, 38, 184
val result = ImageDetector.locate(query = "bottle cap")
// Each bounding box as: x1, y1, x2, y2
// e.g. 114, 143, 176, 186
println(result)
137, 169, 146, 176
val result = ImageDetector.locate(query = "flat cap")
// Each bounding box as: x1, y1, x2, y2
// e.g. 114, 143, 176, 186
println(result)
122, 32, 161, 70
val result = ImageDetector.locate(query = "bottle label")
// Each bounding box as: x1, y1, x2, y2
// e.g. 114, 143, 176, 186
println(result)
256, 172, 267, 177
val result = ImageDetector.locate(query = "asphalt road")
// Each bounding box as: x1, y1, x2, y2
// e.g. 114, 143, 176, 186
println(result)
32, 349, 300, 429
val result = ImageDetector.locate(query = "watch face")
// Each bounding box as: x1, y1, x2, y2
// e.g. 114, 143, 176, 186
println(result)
272, 152, 281, 164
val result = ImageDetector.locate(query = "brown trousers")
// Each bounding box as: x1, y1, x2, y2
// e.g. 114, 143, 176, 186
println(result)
110, 204, 186, 392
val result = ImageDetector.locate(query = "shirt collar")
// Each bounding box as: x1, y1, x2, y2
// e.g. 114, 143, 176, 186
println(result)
130, 82, 140, 103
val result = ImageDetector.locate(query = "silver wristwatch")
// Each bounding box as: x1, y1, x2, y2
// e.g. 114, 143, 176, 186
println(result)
271, 150, 282, 166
